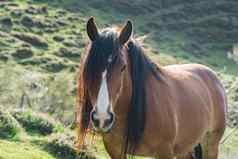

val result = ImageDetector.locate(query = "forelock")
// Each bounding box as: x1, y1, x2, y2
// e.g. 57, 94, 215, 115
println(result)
84, 28, 121, 81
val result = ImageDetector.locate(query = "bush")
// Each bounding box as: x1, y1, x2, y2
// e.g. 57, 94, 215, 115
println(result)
228, 102, 238, 128
41, 72, 76, 125
0, 107, 21, 139
45, 132, 95, 159
0, 68, 76, 126
12, 110, 63, 136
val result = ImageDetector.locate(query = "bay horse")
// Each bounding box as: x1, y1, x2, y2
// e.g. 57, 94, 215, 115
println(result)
76, 17, 227, 159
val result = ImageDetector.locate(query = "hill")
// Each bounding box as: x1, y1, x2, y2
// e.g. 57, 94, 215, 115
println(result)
0, 0, 238, 158
1, 0, 238, 73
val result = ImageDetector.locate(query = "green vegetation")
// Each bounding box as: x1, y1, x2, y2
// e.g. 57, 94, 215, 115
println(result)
12, 110, 64, 135
45, 133, 78, 159
45, 132, 96, 159
0, 139, 55, 159
0, 0, 237, 158
0, 109, 97, 159
0, 107, 22, 139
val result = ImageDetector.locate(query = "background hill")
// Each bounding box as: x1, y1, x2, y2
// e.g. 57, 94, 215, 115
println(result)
0, 0, 238, 158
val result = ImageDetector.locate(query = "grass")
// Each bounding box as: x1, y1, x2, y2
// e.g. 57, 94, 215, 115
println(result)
0, 0, 238, 158
0, 129, 237, 159
1, 0, 237, 77
0, 139, 56, 159
0, 107, 22, 139
12, 110, 64, 136
0, 109, 90, 159
0, 0, 85, 73
220, 128, 238, 159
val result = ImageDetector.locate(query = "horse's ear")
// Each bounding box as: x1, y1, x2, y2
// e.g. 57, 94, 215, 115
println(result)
119, 20, 133, 44
87, 17, 99, 41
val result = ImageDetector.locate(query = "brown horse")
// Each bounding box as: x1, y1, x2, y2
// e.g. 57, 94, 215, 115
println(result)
76, 17, 227, 159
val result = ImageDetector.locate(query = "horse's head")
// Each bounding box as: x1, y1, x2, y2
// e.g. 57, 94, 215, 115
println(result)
83, 17, 133, 133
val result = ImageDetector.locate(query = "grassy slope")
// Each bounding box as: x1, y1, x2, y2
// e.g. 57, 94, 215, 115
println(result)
1, 0, 238, 74
0, 139, 55, 159
52, 0, 238, 74
0, 0, 238, 158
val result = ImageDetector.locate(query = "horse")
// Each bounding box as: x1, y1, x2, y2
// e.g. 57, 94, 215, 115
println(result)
76, 17, 227, 159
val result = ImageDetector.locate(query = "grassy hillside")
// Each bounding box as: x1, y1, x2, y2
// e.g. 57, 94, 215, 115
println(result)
0, 0, 238, 158
1, 0, 238, 73
0, 140, 55, 159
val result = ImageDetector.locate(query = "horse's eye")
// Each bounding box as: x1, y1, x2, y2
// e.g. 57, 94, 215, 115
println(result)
121, 65, 126, 72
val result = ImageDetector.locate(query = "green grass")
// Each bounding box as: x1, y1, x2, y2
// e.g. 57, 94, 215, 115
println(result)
220, 128, 238, 159
0, 0, 238, 158
0, 108, 95, 159
0, 139, 56, 159
1, 0, 237, 76
0, 131, 237, 159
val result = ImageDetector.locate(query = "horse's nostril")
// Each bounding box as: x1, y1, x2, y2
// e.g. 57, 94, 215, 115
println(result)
91, 111, 96, 120
109, 112, 114, 123
91, 111, 99, 128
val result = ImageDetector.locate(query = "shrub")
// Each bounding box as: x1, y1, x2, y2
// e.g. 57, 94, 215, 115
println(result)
0, 68, 76, 126
12, 110, 63, 136
0, 107, 21, 139
40, 72, 76, 125
45, 132, 95, 159
228, 102, 238, 128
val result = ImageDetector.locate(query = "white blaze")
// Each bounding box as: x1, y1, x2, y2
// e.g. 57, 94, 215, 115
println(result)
96, 70, 110, 114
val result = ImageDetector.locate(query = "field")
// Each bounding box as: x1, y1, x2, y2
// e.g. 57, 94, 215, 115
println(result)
0, 0, 238, 158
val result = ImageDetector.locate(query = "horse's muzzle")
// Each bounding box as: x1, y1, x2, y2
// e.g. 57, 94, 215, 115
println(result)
90, 110, 115, 133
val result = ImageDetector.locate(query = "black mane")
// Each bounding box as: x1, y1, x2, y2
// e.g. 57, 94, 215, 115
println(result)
124, 40, 160, 157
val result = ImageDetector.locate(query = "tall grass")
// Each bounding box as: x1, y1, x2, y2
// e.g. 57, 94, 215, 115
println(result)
0, 67, 76, 125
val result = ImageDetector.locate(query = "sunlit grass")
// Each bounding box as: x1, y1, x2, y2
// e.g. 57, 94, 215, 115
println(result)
0, 139, 55, 159
0, 0, 237, 158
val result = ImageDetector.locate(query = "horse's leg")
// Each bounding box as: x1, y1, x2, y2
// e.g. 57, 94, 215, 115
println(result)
103, 139, 126, 159
155, 153, 174, 159
155, 144, 174, 159
208, 130, 224, 159
104, 145, 126, 159
177, 152, 194, 159
201, 130, 224, 159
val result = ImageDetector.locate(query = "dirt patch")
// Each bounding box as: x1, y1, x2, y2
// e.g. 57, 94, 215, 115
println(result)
25, 5, 48, 14
0, 54, 9, 62
21, 15, 35, 27
0, 16, 13, 32
0, 17, 13, 27
42, 61, 68, 73
12, 48, 34, 59
13, 33, 48, 48
55, 47, 81, 59
53, 35, 65, 42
